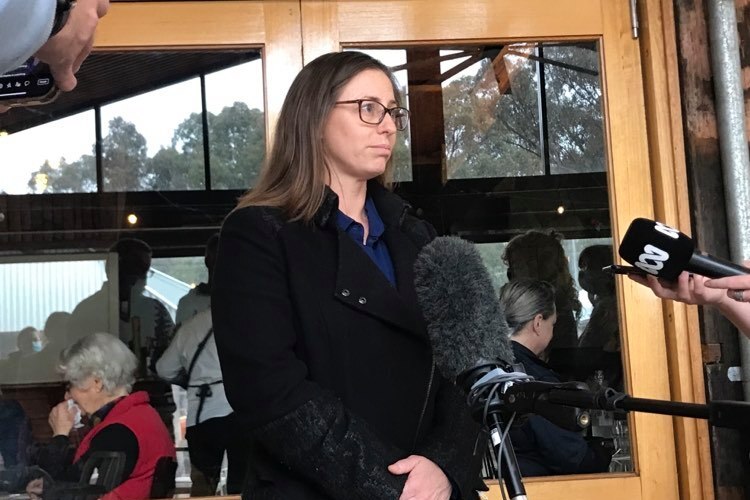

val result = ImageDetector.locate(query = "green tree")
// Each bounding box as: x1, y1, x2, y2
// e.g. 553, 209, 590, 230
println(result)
145, 102, 265, 190
102, 116, 149, 191
442, 44, 604, 179
27, 156, 96, 193
208, 102, 265, 189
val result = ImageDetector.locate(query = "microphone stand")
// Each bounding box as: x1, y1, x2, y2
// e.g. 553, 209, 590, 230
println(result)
457, 363, 528, 500
502, 380, 750, 430
457, 364, 750, 500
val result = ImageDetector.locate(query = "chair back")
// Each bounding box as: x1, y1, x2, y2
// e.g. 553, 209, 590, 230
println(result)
79, 451, 127, 491
149, 456, 177, 498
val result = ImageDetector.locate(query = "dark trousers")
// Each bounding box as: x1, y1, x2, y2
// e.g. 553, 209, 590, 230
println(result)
186, 413, 247, 495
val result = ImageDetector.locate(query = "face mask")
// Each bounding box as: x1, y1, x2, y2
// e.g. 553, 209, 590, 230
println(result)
31, 340, 43, 352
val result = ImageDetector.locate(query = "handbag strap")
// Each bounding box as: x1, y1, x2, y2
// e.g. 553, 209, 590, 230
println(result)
185, 328, 213, 384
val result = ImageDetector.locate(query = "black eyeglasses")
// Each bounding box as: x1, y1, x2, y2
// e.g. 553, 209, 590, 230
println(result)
334, 99, 410, 131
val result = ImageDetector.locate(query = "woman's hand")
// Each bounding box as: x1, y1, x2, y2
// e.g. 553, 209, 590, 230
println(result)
26, 478, 44, 500
628, 271, 726, 306
388, 455, 452, 500
704, 261, 750, 303
48, 400, 76, 436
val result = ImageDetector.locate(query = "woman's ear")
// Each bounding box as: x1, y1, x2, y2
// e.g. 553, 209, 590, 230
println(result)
532, 313, 544, 334
93, 378, 104, 393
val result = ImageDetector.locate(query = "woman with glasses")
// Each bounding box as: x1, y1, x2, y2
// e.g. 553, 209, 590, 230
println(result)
212, 51, 483, 499
26, 333, 175, 500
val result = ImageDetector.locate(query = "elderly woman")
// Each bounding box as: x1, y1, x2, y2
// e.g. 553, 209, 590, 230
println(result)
29, 332, 175, 499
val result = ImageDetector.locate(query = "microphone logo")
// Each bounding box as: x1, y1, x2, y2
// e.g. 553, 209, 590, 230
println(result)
654, 221, 680, 239
636, 244, 670, 275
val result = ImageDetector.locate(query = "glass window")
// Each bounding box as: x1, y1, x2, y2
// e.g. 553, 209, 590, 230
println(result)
442, 42, 605, 179
0, 255, 115, 385
443, 46, 542, 179
205, 59, 266, 189
101, 79, 205, 192
543, 43, 605, 174
0, 111, 96, 194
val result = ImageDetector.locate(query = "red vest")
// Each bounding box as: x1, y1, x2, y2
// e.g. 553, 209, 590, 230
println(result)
74, 391, 176, 500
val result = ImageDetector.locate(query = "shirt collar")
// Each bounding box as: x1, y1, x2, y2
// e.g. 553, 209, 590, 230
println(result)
335, 196, 386, 243
90, 395, 126, 427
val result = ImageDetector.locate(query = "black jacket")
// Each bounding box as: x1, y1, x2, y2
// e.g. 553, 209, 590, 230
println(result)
212, 182, 482, 500
510, 341, 611, 476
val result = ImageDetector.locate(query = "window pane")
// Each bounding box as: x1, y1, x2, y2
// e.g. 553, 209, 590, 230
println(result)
101, 79, 205, 192
543, 43, 605, 174
0, 111, 96, 194
346, 48, 413, 183
443, 46, 542, 179
205, 59, 266, 190
0, 255, 115, 385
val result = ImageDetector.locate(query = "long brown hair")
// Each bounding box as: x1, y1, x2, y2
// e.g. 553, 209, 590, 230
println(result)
237, 51, 402, 222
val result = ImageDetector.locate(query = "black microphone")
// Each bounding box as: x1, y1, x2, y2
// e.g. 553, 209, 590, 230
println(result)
618, 218, 750, 281
414, 236, 526, 500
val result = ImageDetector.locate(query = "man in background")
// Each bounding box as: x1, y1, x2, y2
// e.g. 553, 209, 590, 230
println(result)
175, 234, 218, 327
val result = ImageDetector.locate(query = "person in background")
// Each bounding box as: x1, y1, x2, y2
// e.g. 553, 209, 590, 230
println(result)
502, 229, 582, 355
67, 238, 176, 440
68, 238, 175, 372
500, 279, 613, 476
175, 234, 218, 327
156, 308, 247, 495
0, 327, 45, 385
27, 332, 175, 500
577, 245, 619, 351
0, 0, 109, 87
0, 396, 32, 469
630, 265, 750, 338
212, 51, 483, 499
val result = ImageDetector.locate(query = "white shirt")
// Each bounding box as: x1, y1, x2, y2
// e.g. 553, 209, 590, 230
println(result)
0, 0, 56, 73
175, 284, 211, 327
155, 308, 232, 427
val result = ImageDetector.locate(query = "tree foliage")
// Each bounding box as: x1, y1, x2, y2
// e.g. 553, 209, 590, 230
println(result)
443, 45, 604, 179
28, 102, 265, 193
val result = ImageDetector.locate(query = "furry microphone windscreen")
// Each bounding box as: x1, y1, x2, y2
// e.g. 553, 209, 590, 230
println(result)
414, 236, 514, 381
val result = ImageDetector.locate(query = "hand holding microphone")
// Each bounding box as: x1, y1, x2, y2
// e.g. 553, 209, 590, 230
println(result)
619, 218, 750, 336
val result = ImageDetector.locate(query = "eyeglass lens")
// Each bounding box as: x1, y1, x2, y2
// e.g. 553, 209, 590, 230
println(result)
359, 100, 409, 130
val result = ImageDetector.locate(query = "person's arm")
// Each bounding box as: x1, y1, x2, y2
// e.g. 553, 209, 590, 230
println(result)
80, 423, 138, 488
630, 270, 750, 338
0, 0, 57, 74
149, 300, 176, 373
33, 0, 109, 91
155, 323, 187, 381
213, 207, 407, 499
704, 268, 750, 337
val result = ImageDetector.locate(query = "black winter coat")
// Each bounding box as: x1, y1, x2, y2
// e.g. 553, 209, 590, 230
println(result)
510, 341, 612, 476
212, 182, 482, 500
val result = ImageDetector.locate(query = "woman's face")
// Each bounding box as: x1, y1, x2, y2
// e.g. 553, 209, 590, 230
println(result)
537, 311, 557, 352
66, 376, 106, 415
322, 69, 398, 186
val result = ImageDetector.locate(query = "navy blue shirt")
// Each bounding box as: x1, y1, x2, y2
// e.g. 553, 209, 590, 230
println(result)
336, 197, 397, 287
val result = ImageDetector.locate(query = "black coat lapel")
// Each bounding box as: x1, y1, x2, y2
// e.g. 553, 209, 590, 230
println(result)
333, 231, 424, 337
